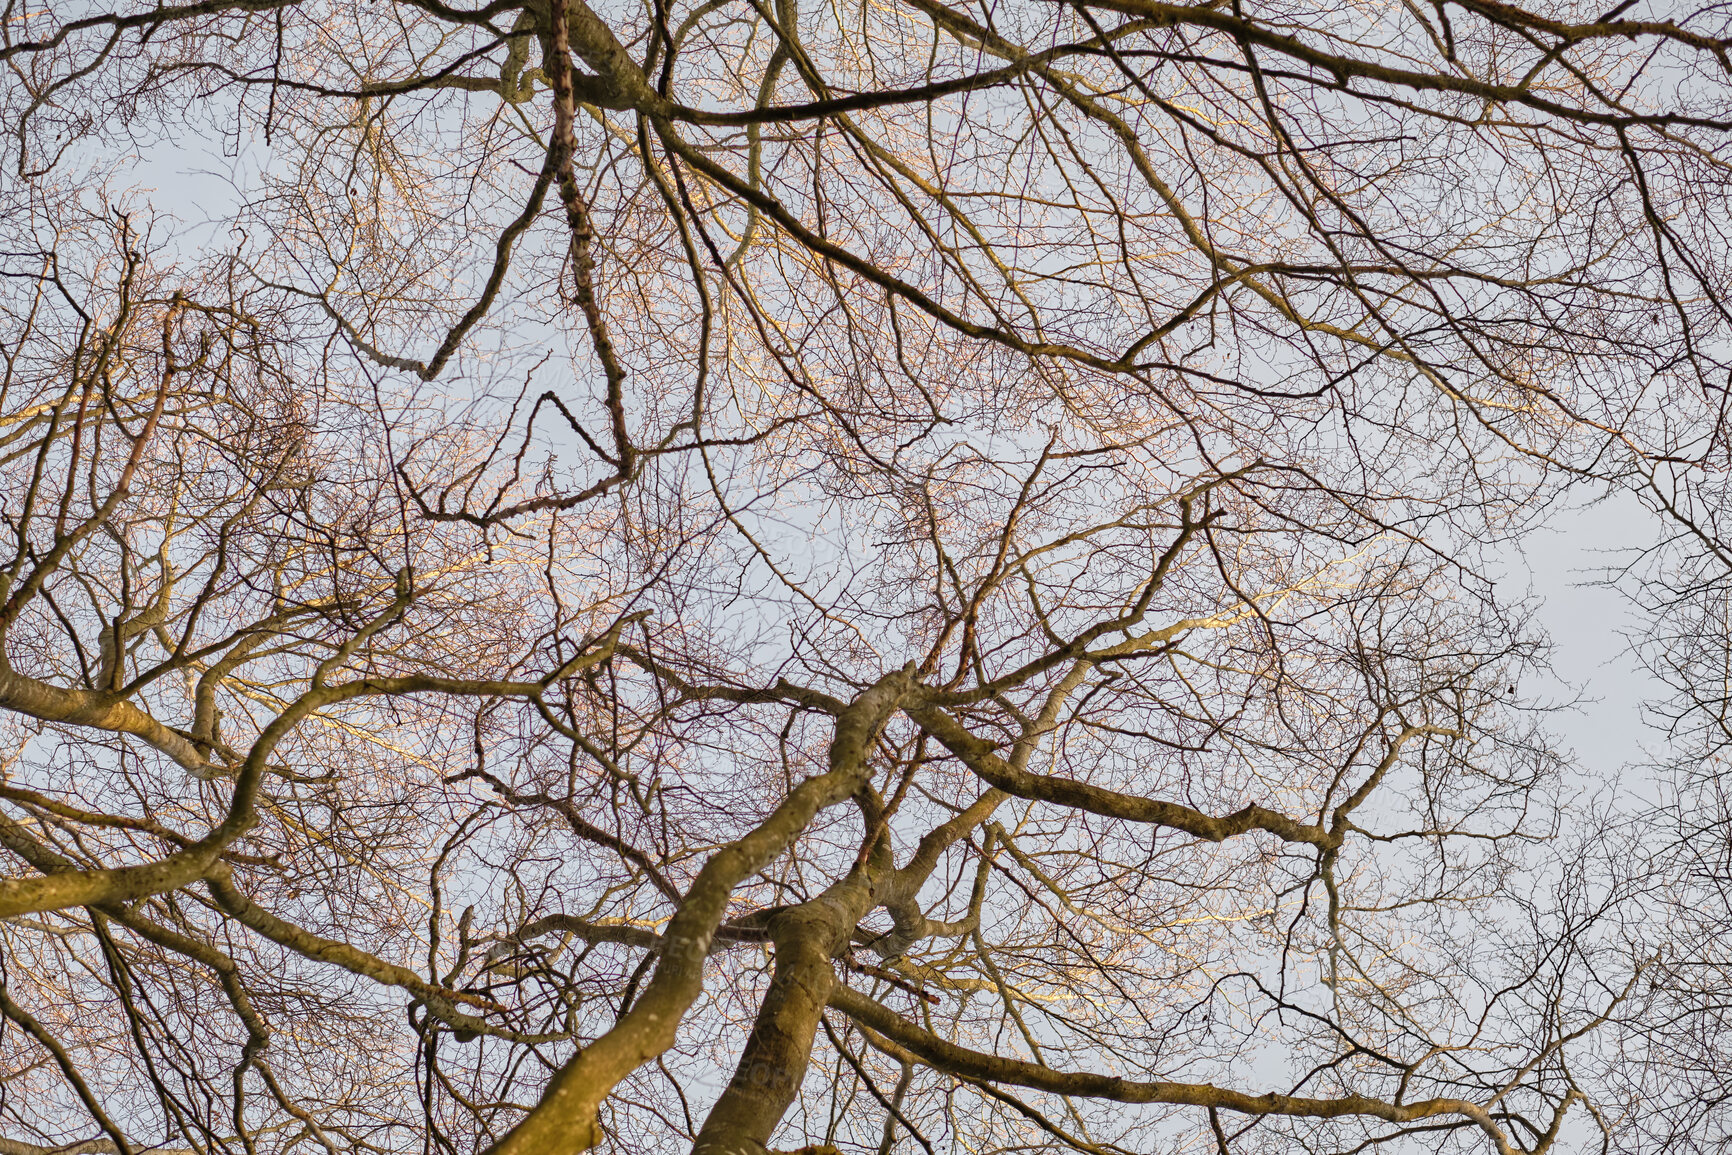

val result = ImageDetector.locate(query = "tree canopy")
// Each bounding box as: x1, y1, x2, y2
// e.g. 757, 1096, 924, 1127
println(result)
2, 0, 1732, 1152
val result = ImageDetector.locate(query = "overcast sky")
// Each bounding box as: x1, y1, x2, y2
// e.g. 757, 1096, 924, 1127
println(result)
1507, 490, 1665, 791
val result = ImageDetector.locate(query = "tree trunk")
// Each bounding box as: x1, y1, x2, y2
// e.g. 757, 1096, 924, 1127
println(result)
693, 883, 874, 1155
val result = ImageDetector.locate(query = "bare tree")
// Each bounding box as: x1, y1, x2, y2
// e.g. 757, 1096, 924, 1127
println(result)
0, 0, 1729, 1152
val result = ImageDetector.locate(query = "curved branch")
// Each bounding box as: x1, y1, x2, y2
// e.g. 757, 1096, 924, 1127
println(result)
828, 986, 1521, 1155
